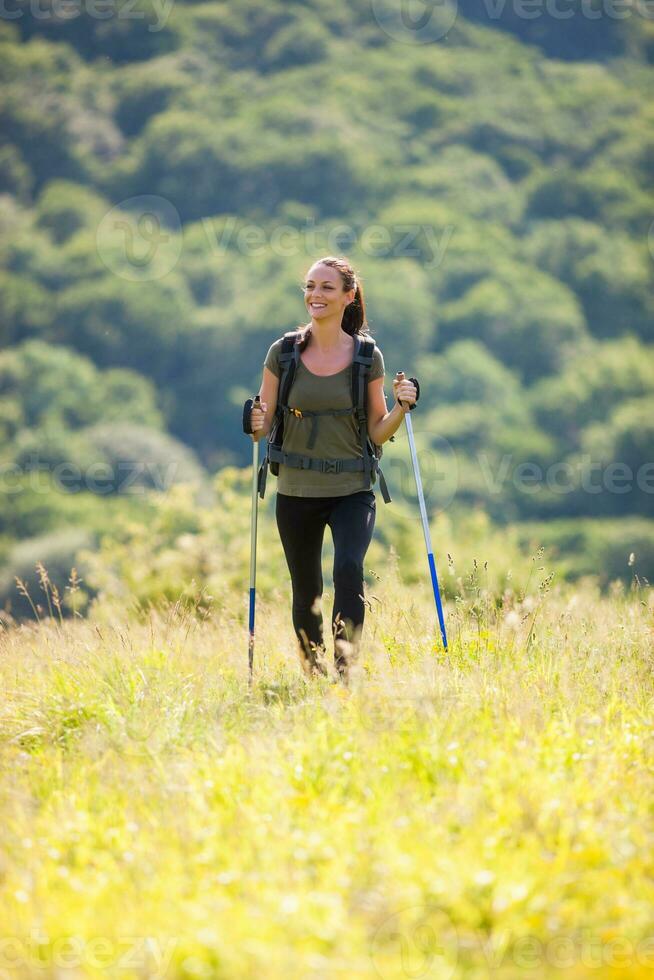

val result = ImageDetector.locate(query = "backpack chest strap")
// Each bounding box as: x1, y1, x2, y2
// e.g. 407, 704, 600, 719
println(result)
283, 405, 355, 450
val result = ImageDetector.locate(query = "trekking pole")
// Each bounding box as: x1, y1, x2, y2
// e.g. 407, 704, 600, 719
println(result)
247, 395, 261, 688
396, 372, 448, 652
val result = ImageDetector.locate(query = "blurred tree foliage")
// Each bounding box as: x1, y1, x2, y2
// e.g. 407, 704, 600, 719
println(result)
0, 526, 96, 619
0, 1, 653, 589
0, 340, 163, 436
456, 0, 654, 63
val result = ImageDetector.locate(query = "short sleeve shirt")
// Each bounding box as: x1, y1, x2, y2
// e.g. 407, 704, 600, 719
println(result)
263, 335, 385, 497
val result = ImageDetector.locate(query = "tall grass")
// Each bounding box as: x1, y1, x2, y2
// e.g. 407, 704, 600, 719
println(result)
0, 561, 653, 978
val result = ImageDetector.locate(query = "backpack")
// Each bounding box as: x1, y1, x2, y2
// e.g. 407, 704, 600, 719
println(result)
257, 327, 392, 503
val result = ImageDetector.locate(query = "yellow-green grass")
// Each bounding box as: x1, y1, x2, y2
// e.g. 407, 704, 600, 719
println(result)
1, 569, 653, 979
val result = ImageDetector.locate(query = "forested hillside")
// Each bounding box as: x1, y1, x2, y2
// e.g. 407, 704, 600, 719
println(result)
1, 0, 653, 611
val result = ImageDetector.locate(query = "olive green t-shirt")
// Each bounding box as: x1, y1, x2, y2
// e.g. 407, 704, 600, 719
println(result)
263, 335, 385, 497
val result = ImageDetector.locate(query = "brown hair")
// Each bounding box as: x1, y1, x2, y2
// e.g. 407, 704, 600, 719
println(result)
298, 256, 371, 350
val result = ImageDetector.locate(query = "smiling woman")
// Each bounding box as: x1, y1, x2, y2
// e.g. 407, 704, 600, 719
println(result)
243, 255, 418, 683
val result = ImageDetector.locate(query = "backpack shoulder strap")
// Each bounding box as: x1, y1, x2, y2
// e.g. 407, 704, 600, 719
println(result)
278, 329, 303, 409
351, 334, 392, 503
351, 334, 375, 421
351, 333, 374, 479
258, 329, 302, 500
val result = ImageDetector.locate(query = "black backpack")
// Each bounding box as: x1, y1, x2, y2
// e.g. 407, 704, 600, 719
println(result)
257, 328, 392, 502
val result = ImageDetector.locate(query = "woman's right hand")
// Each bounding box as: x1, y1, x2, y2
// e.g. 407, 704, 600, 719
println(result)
250, 400, 268, 440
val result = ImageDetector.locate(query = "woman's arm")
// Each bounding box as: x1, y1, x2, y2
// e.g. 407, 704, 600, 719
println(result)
366, 376, 415, 445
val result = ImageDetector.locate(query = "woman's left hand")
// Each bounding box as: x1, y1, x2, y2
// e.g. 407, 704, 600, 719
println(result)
393, 372, 418, 413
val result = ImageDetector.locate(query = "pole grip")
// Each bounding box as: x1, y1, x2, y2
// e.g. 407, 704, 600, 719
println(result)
243, 394, 262, 435
248, 406, 261, 685
394, 371, 418, 410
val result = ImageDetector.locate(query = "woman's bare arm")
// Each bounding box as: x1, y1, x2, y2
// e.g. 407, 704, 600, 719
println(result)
366, 376, 414, 445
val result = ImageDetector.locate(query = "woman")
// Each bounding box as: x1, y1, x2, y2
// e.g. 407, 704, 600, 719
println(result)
249, 256, 417, 682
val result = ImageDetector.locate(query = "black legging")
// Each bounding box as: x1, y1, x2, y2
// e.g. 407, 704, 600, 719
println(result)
275, 489, 376, 672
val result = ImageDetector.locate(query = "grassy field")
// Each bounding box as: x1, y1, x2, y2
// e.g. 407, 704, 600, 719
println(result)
1, 563, 653, 979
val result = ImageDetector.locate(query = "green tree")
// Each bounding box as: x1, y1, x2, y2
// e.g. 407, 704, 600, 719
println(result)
530, 336, 654, 449
524, 218, 654, 341
35, 180, 108, 245
53, 276, 189, 387
0, 340, 163, 433
0, 144, 33, 200
0, 271, 52, 344
438, 266, 588, 383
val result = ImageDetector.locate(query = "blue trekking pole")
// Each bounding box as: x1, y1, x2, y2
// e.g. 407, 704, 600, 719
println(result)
248, 431, 259, 687
243, 395, 262, 688
396, 372, 448, 652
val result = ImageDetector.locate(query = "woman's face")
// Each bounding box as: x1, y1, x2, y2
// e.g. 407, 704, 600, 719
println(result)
303, 264, 355, 320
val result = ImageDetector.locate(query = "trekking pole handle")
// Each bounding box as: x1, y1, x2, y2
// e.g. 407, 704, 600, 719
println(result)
394, 371, 419, 411
248, 398, 261, 688
243, 394, 263, 436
